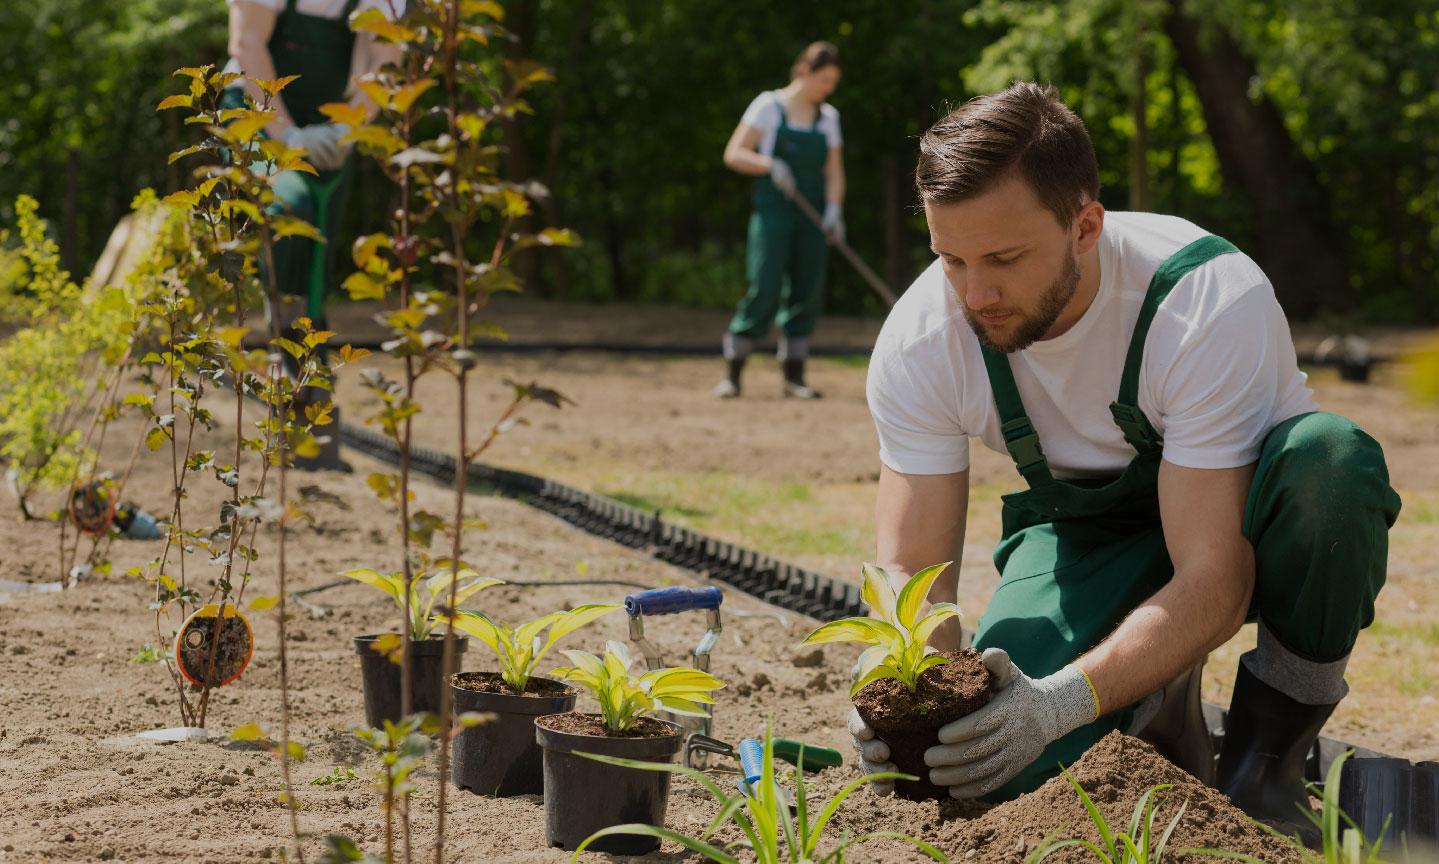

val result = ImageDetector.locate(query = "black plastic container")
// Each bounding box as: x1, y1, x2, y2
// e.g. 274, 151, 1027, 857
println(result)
1338, 757, 1439, 849
353, 635, 467, 727
450, 673, 575, 797
536, 714, 683, 854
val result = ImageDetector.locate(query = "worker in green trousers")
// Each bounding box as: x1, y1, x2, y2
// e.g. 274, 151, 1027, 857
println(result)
846, 83, 1401, 832
223, 0, 401, 330
717, 42, 846, 400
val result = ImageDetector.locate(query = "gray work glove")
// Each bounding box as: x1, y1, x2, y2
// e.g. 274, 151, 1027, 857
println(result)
769, 157, 797, 199
847, 707, 897, 796
924, 647, 1097, 798
280, 123, 352, 171
821, 201, 845, 244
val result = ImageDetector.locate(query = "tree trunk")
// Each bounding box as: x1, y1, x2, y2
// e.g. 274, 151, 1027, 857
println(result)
882, 155, 908, 300
1163, 0, 1349, 318
501, 0, 544, 295
1129, 34, 1152, 212
540, 0, 595, 300
62, 147, 81, 277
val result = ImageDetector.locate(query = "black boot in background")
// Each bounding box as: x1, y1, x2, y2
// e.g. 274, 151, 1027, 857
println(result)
713, 357, 745, 399
1218, 662, 1335, 841
781, 358, 821, 399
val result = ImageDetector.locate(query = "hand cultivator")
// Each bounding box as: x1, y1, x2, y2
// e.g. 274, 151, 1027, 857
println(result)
625, 586, 724, 758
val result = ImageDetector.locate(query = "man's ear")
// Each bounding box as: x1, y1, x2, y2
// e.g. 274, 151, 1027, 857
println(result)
1073, 200, 1105, 256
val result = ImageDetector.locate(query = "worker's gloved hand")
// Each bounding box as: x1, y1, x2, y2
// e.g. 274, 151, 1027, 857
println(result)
822, 201, 845, 244
769, 157, 797, 199
280, 123, 352, 171
847, 707, 897, 796
925, 648, 1097, 799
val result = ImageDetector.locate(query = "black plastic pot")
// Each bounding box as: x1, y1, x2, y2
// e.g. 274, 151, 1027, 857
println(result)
1338, 757, 1439, 848
450, 673, 575, 797
537, 714, 683, 854
353, 635, 467, 728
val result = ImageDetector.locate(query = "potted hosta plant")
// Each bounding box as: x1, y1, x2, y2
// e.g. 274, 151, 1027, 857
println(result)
799, 562, 992, 800
538, 641, 726, 854
343, 567, 501, 726
443, 603, 620, 797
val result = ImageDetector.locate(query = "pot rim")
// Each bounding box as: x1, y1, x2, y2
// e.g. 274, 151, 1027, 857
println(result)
352, 633, 469, 657
535, 712, 684, 758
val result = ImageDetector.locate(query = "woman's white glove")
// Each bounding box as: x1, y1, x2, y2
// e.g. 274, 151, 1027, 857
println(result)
280, 123, 352, 171
768, 157, 797, 198
924, 647, 1098, 798
821, 202, 845, 244
847, 707, 897, 796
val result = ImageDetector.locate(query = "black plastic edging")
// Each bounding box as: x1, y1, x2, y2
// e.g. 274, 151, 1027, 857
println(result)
337, 421, 866, 622
337, 418, 1401, 775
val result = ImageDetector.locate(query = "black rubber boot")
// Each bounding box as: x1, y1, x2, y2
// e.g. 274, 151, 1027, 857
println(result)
781, 359, 821, 399
1218, 662, 1334, 833
1136, 661, 1215, 786
713, 358, 745, 399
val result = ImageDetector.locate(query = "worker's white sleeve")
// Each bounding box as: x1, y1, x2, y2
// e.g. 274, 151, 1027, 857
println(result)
867, 350, 969, 475
821, 105, 843, 149
1148, 285, 1308, 469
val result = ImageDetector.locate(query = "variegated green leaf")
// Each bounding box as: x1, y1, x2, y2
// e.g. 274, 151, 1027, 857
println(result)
860, 563, 898, 624
894, 561, 952, 632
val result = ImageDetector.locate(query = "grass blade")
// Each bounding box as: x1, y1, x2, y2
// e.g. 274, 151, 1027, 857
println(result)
569, 824, 740, 864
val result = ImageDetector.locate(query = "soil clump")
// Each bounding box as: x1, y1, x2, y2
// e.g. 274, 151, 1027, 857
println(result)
536, 713, 675, 739
853, 648, 992, 799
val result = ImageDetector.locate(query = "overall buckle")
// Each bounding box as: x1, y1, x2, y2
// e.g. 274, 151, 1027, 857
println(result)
1000, 417, 1047, 472
1109, 402, 1162, 450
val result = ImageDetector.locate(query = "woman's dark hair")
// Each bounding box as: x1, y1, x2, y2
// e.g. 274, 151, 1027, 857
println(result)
915, 81, 1099, 228
791, 41, 841, 79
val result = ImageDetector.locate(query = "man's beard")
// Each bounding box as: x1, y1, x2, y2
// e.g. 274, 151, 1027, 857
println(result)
961, 248, 1081, 354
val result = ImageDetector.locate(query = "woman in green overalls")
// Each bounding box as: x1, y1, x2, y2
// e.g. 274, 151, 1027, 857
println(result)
224, 0, 401, 322
717, 42, 846, 400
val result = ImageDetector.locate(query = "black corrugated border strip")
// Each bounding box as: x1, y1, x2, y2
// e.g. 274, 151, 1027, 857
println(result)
338, 421, 868, 622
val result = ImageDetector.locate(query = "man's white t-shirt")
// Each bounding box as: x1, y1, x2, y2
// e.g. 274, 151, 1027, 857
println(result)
739, 91, 842, 158
867, 212, 1317, 480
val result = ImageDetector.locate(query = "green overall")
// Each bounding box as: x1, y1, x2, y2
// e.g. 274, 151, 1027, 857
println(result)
969, 236, 1401, 800
220, 0, 359, 321
728, 94, 830, 341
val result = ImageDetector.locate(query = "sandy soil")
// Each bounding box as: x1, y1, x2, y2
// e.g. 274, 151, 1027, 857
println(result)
2, 314, 1436, 862
0, 409, 1303, 863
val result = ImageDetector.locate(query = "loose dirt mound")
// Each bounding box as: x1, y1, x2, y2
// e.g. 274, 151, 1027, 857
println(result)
819, 732, 1300, 863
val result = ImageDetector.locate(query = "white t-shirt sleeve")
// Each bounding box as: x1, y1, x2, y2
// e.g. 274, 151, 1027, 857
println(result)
820, 104, 842, 149
867, 347, 970, 475
1148, 283, 1298, 469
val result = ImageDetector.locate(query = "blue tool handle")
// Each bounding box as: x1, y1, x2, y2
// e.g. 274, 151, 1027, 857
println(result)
739, 738, 764, 787
624, 586, 723, 616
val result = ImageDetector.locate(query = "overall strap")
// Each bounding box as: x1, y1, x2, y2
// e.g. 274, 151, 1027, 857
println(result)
1110, 235, 1239, 451
284, 0, 299, 13
981, 345, 1054, 487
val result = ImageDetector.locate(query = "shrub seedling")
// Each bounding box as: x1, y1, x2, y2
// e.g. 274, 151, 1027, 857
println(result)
551, 640, 725, 733
799, 562, 961, 695
443, 603, 620, 690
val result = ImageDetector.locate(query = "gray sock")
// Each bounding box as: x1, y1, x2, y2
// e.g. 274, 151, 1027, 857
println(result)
723, 333, 755, 361
777, 335, 809, 361
1242, 618, 1350, 705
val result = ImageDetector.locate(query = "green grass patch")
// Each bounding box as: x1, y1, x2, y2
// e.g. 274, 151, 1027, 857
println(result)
1369, 619, 1439, 645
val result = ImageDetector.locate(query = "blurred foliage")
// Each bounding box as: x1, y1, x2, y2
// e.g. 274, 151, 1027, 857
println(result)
1, 0, 1436, 322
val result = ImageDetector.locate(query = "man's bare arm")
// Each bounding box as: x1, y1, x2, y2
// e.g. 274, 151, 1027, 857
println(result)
875, 464, 969, 650
1075, 459, 1256, 712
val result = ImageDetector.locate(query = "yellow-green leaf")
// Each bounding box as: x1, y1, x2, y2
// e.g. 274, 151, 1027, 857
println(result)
157, 94, 193, 112
231, 722, 267, 741
894, 562, 952, 632
859, 563, 898, 624
850, 663, 902, 697
799, 617, 901, 648
912, 603, 963, 647
250, 595, 280, 611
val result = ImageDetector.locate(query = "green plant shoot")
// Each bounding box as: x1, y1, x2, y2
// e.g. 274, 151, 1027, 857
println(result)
1025, 769, 1187, 864
444, 604, 621, 691
569, 718, 950, 864
551, 640, 725, 733
342, 567, 502, 642
799, 562, 961, 696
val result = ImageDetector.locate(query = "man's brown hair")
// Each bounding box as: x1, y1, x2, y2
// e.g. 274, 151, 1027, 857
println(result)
916, 82, 1099, 227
